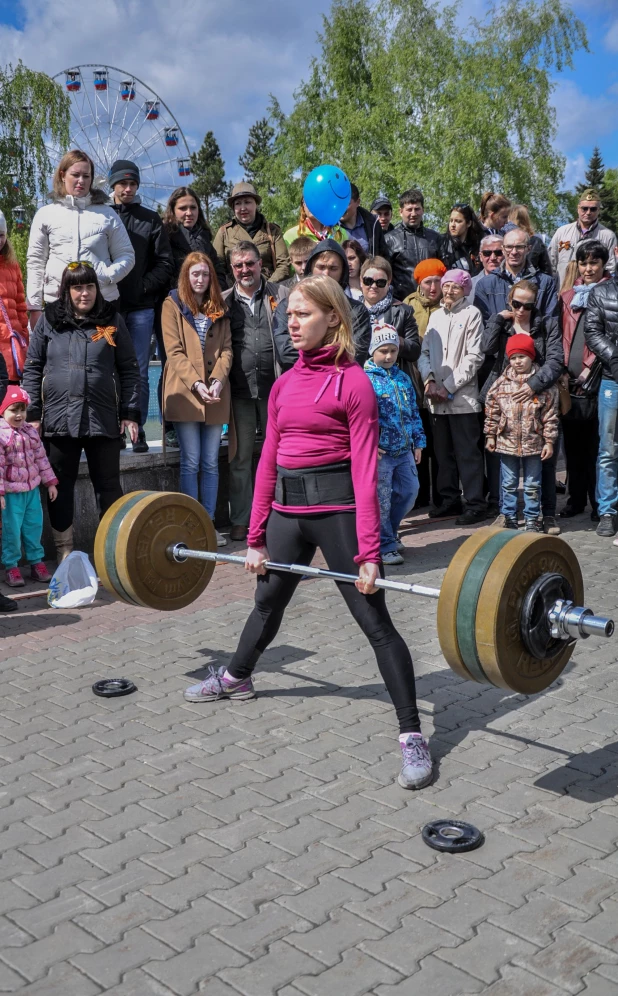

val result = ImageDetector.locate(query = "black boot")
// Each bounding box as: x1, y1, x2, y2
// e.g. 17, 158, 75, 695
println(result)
132, 429, 149, 454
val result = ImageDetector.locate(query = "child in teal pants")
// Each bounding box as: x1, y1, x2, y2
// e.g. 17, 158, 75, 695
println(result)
0, 386, 58, 587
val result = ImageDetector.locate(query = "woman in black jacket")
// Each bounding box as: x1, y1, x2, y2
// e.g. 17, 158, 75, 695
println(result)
481, 278, 565, 534
360, 256, 420, 363
22, 262, 140, 561
438, 203, 485, 277
163, 187, 227, 290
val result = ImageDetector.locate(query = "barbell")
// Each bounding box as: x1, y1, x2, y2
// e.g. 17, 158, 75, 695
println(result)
94, 490, 615, 696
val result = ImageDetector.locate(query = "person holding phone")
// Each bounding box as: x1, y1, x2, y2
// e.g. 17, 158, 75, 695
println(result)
161, 252, 232, 547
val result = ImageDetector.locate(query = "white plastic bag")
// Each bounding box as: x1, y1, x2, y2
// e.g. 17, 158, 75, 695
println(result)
47, 550, 98, 609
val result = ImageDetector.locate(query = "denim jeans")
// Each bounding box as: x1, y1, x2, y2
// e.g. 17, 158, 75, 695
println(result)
500, 454, 542, 521
123, 308, 155, 427
596, 378, 618, 516
377, 451, 419, 553
175, 421, 222, 519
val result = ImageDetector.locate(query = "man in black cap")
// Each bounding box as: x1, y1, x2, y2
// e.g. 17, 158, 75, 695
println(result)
371, 196, 394, 233
340, 184, 390, 257
110, 159, 174, 452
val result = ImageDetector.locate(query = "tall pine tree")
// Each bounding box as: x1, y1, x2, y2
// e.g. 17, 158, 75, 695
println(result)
576, 147, 618, 233
239, 118, 275, 194
189, 131, 228, 224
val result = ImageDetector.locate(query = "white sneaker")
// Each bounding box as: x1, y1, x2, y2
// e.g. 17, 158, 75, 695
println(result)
215, 530, 227, 547
398, 734, 433, 789
382, 550, 404, 565
396, 537, 406, 552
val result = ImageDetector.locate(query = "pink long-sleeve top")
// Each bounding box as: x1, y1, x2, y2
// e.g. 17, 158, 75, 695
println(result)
247, 344, 381, 564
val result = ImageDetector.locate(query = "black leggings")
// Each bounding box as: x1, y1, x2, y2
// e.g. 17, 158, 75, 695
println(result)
227, 509, 420, 734
46, 436, 123, 531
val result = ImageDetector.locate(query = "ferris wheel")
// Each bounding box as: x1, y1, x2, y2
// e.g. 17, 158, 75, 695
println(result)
47, 65, 192, 210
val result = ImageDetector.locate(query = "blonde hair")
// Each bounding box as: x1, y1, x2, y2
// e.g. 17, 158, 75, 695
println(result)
508, 204, 535, 237
52, 150, 95, 199
360, 255, 392, 281
291, 275, 355, 364
560, 260, 579, 294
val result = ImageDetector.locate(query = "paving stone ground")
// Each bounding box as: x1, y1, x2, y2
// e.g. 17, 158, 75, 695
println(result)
1, 504, 618, 995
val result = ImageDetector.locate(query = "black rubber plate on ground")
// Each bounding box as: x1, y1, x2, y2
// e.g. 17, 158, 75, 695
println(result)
92, 678, 137, 698
422, 819, 484, 852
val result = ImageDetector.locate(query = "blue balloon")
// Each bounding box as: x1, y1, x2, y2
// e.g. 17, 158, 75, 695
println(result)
303, 165, 351, 228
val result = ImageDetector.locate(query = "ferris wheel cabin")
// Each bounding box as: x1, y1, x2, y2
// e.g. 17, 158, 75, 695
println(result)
121, 80, 136, 101
145, 101, 160, 120
94, 70, 108, 91
165, 128, 179, 147
177, 159, 191, 177
65, 71, 81, 92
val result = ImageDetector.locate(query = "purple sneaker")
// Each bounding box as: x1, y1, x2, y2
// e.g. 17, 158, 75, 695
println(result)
184, 665, 256, 703
398, 734, 433, 789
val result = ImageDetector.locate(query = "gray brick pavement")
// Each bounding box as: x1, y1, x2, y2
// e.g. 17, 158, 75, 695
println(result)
1, 515, 618, 992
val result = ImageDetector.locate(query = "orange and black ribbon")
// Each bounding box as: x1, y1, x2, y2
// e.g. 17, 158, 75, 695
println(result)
92, 326, 117, 346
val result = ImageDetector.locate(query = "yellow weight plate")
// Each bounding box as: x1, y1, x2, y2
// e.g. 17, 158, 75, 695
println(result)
437, 527, 505, 682
115, 491, 217, 610
475, 532, 584, 693
94, 491, 151, 602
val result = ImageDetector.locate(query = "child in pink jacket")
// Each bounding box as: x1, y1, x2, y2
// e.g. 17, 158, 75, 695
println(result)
0, 386, 58, 586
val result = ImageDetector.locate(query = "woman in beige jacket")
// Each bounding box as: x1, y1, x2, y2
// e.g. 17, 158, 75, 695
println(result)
162, 252, 232, 546
417, 269, 487, 525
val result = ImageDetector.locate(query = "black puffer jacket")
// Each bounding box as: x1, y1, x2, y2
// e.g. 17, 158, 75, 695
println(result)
585, 278, 618, 380
273, 239, 372, 371
384, 222, 441, 300
113, 198, 174, 311
23, 300, 140, 436
481, 312, 564, 398
166, 223, 228, 291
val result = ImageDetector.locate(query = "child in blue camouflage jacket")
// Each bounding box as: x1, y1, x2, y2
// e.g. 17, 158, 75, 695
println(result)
365, 323, 426, 564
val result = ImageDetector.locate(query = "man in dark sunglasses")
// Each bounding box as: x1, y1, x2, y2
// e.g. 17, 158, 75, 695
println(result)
549, 187, 617, 285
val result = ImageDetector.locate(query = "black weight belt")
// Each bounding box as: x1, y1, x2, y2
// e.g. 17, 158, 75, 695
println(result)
275, 461, 354, 506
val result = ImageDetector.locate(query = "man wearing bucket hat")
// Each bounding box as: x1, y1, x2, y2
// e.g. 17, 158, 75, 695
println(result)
214, 182, 290, 285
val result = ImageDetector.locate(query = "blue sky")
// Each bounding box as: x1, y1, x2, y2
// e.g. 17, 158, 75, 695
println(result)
0, 0, 616, 194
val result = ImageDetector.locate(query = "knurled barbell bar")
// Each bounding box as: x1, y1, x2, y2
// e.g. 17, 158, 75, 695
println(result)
94, 491, 615, 695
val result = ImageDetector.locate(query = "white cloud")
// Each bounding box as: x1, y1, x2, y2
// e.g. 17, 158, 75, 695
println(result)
0, 0, 332, 180
563, 153, 586, 190
606, 18, 618, 52
552, 80, 618, 153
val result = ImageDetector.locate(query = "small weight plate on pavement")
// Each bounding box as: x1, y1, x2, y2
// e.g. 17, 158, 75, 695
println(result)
92, 678, 137, 698
422, 819, 484, 853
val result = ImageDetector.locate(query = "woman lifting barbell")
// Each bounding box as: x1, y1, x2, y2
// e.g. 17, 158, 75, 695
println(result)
183, 275, 432, 790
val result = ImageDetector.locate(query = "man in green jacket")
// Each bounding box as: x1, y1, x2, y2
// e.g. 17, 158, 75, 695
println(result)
214, 182, 290, 285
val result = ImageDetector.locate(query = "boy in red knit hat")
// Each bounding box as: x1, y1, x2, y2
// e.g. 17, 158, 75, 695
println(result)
484, 333, 559, 531
0, 386, 58, 587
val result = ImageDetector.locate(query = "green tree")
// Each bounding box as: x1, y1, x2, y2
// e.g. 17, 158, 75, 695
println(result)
256, 0, 587, 231
239, 118, 275, 194
189, 131, 228, 224
0, 60, 70, 232
575, 147, 618, 233
576, 146, 605, 193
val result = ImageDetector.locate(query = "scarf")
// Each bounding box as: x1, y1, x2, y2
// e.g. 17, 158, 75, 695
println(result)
367, 287, 394, 325
571, 282, 599, 310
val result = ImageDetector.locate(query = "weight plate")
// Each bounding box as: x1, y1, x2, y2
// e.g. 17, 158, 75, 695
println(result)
475, 533, 584, 694
92, 678, 137, 697
94, 491, 152, 603
422, 819, 484, 853
114, 491, 217, 610
437, 527, 504, 682
456, 530, 520, 683
521, 572, 575, 660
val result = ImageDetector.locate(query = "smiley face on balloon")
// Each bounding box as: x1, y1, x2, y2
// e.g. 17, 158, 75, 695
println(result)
303, 165, 352, 228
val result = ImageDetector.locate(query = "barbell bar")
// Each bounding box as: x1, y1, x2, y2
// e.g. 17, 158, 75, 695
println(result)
94, 490, 615, 696
169, 543, 612, 642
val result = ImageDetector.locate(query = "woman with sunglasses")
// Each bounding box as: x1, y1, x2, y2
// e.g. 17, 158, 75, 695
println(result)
22, 262, 140, 562
481, 279, 564, 533
26, 150, 135, 331
360, 256, 420, 367
438, 204, 485, 277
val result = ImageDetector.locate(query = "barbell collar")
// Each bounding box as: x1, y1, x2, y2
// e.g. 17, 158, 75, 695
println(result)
548, 599, 615, 642
167, 543, 441, 599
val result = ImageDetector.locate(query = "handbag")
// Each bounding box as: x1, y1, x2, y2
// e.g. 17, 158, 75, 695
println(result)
0, 292, 28, 379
